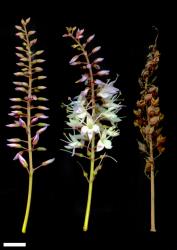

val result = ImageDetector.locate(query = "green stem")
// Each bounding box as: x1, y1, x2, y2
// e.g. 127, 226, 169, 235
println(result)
83, 136, 95, 232
21, 22, 34, 234
70, 34, 96, 232
22, 171, 33, 233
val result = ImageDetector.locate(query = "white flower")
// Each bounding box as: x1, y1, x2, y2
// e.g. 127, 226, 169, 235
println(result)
97, 75, 119, 99
81, 114, 100, 141
64, 134, 84, 156
106, 126, 120, 137
96, 130, 112, 152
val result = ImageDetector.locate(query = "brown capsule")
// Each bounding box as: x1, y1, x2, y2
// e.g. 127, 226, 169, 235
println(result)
149, 116, 159, 126
136, 99, 146, 108
144, 93, 152, 102
151, 97, 159, 106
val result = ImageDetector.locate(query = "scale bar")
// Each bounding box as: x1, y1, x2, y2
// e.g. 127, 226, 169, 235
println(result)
3, 242, 26, 247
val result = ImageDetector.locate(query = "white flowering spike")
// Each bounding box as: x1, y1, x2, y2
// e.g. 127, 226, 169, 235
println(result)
62, 26, 123, 232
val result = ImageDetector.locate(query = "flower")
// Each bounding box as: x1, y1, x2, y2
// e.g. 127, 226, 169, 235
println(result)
81, 114, 100, 141
13, 153, 28, 168
97, 76, 119, 99
96, 130, 112, 152
64, 133, 84, 156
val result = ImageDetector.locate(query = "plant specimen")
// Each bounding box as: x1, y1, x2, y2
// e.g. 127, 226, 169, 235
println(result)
6, 17, 55, 234
62, 27, 122, 231
134, 29, 166, 232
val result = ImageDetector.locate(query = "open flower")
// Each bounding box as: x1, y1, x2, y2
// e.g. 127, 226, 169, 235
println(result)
97, 76, 119, 99
64, 133, 84, 156
81, 114, 100, 141
96, 130, 112, 152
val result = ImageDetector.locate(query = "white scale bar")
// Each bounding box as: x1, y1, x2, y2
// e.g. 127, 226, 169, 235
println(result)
3, 242, 26, 247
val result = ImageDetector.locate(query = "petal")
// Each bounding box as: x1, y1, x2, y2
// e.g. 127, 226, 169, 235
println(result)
96, 140, 104, 152
93, 124, 100, 134
87, 129, 93, 141
104, 139, 112, 149
81, 126, 88, 135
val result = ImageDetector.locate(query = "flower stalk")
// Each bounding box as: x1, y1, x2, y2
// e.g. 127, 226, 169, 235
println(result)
7, 18, 55, 234
134, 28, 166, 232
62, 27, 122, 231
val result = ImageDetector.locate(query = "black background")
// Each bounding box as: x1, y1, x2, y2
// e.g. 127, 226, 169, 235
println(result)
0, 1, 177, 249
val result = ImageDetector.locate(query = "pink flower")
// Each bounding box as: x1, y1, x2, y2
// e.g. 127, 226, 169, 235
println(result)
91, 46, 101, 54
32, 133, 39, 146
75, 74, 88, 83
69, 55, 80, 65
19, 118, 26, 128
76, 28, 84, 39
13, 153, 28, 168
96, 70, 110, 76
86, 34, 95, 43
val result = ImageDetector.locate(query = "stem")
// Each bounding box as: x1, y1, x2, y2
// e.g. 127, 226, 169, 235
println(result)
21, 23, 34, 234
22, 171, 33, 233
70, 35, 97, 231
149, 136, 156, 232
83, 136, 95, 231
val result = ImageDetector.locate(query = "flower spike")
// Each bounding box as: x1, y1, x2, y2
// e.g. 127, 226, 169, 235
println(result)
7, 18, 55, 234
134, 28, 166, 232
62, 26, 123, 232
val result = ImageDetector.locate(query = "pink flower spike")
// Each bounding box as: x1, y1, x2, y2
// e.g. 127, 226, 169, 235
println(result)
91, 46, 101, 54
32, 133, 39, 146
76, 28, 84, 39
86, 34, 95, 43
69, 55, 80, 65
96, 70, 110, 76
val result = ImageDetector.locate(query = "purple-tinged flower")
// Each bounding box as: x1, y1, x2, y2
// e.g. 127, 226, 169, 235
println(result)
6, 122, 19, 128
13, 153, 28, 168
19, 118, 26, 128
76, 28, 84, 39
94, 79, 105, 85
96, 70, 110, 76
36, 106, 49, 110
7, 138, 22, 142
91, 46, 101, 54
31, 117, 38, 124
97, 77, 119, 99
93, 58, 104, 64
86, 34, 95, 43
75, 74, 88, 84
37, 126, 48, 135
9, 98, 22, 102
32, 133, 39, 146
7, 143, 23, 148
69, 55, 80, 65
80, 87, 89, 97
40, 158, 55, 166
